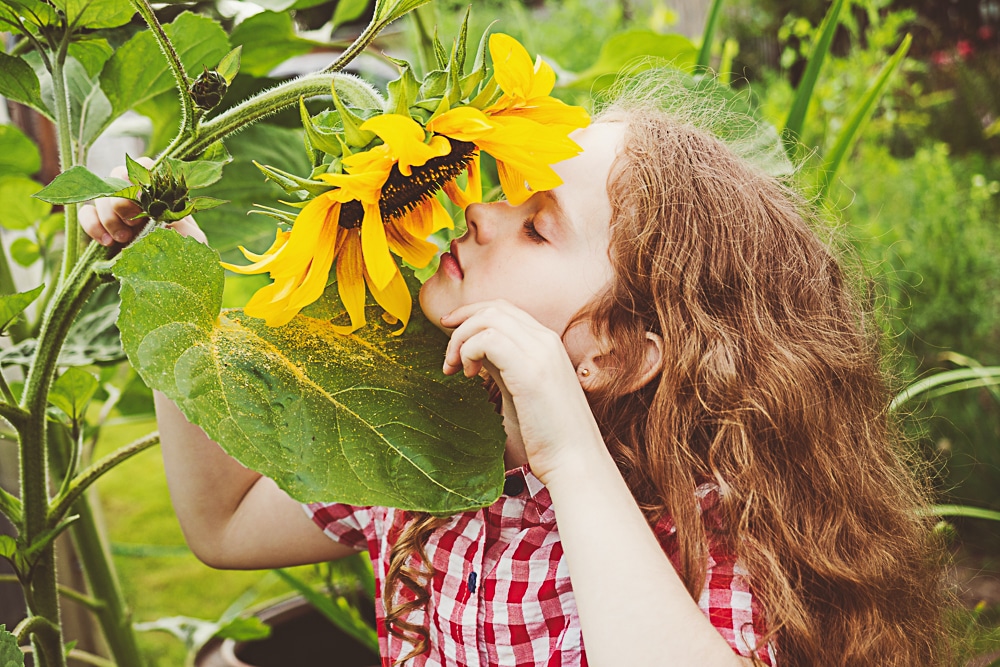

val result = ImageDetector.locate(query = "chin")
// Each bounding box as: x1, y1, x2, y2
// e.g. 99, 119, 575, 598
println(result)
418, 278, 450, 333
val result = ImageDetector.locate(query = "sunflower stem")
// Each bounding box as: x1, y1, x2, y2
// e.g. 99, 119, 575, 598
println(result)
171, 73, 383, 159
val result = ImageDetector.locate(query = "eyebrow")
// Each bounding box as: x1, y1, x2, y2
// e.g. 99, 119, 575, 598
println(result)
540, 190, 572, 230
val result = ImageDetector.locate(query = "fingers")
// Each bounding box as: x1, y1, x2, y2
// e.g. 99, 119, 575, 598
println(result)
167, 216, 208, 245
80, 157, 159, 247
442, 301, 557, 379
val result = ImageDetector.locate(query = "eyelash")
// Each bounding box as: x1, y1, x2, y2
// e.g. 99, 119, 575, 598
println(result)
522, 217, 545, 243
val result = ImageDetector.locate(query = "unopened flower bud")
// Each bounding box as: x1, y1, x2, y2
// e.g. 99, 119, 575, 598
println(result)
190, 67, 228, 111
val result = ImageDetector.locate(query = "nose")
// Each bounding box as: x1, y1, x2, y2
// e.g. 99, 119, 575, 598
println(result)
464, 200, 519, 244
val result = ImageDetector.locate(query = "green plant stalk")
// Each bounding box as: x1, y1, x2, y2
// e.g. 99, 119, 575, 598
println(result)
817, 34, 911, 202
49, 432, 161, 524
889, 364, 1000, 411
322, 18, 383, 74
50, 34, 82, 286
696, 0, 725, 70
48, 425, 146, 667
0, 574, 105, 611
18, 242, 107, 667
782, 0, 847, 154
172, 73, 384, 160
927, 504, 1000, 523
128, 0, 194, 140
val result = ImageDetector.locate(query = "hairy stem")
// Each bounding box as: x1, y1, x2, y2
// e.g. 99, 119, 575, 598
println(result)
49, 432, 160, 524
50, 35, 80, 286
0, 575, 104, 610
128, 0, 195, 140
171, 73, 384, 160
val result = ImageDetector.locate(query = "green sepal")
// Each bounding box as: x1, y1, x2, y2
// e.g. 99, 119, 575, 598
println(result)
199, 141, 232, 165
189, 196, 228, 212
470, 22, 496, 81
217, 45, 242, 85
300, 98, 344, 156
386, 62, 420, 118
427, 95, 451, 124
453, 6, 471, 73
432, 26, 449, 70
125, 154, 151, 187
469, 76, 501, 110
0, 284, 44, 334
112, 184, 142, 200
156, 201, 197, 223
419, 70, 448, 100
249, 206, 298, 225
460, 69, 487, 100
444, 52, 464, 107
254, 161, 331, 197
162, 156, 228, 190
331, 84, 375, 148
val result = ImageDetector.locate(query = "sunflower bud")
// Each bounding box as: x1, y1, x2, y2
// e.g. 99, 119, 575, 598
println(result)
190, 67, 228, 111
139, 168, 189, 221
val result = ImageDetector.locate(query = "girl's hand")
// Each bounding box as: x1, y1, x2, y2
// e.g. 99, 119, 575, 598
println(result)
79, 156, 206, 247
441, 300, 605, 484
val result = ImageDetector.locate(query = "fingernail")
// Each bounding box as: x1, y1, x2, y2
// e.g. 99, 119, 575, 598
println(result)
440, 311, 453, 322
100, 233, 113, 246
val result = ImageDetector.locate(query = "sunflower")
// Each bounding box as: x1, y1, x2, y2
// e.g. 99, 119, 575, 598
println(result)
224, 114, 469, 332
427, 33, 590, 205
226, 32, 589, 332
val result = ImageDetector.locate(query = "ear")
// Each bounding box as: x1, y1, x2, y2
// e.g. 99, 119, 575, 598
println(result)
572, 330, 663, 395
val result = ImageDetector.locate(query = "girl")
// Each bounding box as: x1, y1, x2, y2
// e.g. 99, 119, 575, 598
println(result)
80, 79, 949, 666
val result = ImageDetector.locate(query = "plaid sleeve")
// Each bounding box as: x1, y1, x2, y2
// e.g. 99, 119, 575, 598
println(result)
301, 502, 374, 552
653, 485, 777, 666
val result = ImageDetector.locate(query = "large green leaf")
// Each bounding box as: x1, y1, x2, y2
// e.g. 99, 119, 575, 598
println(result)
52, 0, 133, 29
0, 285, 44, 334
0, 125, 40, 177
101, 11, 230, 119
0, 176, 50, 229
113, 229, 506, 512
32, 166, 129, 205
568, 30, 698, 93
68, 38, 114, 79
0, 52, 47, 118
229, 12, 321, 78
0, 623, 25, 667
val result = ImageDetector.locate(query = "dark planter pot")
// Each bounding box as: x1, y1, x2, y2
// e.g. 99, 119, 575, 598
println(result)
195, 596, 379, 667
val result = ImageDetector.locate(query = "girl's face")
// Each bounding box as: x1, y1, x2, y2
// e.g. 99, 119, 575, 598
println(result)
419, 121, 624, 337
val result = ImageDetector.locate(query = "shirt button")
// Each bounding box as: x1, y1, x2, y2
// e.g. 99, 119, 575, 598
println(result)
503, 473, 526, 497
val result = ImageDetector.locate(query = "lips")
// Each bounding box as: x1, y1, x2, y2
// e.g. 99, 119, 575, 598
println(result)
441, 239, 464, 279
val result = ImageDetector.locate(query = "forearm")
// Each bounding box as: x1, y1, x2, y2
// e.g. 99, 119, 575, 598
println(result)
544, 442, 745, 667
154, 391, 261, 560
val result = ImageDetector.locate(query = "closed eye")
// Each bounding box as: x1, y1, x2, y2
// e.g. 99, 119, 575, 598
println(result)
522, 217, 546, 243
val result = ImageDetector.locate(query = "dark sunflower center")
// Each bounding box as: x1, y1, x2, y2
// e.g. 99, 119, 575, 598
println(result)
337, 138, 477, 230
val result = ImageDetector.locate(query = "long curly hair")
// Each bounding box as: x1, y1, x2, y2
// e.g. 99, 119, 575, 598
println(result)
384, 77, 951, 665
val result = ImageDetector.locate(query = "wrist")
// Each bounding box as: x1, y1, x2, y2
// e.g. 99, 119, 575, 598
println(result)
533, 423, 615, 490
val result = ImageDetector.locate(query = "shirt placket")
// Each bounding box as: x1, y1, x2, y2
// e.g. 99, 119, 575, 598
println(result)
458, 511, 486, 667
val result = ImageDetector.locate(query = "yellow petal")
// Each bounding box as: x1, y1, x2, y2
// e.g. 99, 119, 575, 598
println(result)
360, 202, 397, 290
237, 228, 291, 262
386, 218, 438, 268
360, 114, 451, 176
364, 265, 411, 335
528, 56, 556, 98
244, 275, 301, 327
489, 34, 535, 100
496, 160, 533, 206
287, 221, 340, 311
443, 150, 481, 210
221, 195, 334, 276
334, 230, 366, 334
426, 106, 494, 141
428, 195, 454, 232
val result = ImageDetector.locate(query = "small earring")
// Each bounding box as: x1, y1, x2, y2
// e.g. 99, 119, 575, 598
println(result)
578, 367, 590, 377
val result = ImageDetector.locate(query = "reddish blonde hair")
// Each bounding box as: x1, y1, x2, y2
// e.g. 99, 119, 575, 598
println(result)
384, 87, 951, 665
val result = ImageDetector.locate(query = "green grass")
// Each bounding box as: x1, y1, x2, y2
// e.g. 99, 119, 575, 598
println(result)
91, 416, 323, 666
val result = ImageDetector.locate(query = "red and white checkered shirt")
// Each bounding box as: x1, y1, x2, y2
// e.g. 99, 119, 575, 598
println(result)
304, 467, 776, 666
